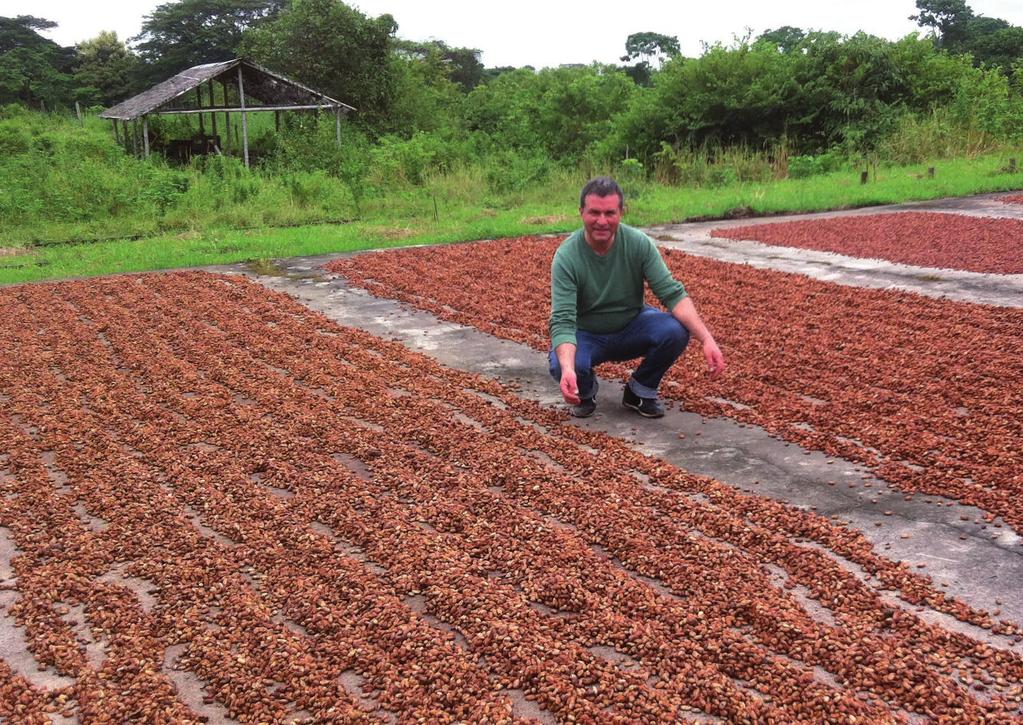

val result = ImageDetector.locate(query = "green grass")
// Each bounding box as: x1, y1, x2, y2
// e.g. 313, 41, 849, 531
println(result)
3, 152, 1022, 286
624, 155, 1023, 224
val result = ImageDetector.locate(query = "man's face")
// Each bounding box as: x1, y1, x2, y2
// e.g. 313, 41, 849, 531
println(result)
580, 193, 623, 246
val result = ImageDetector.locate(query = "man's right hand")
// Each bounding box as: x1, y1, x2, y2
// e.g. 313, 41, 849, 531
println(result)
560, 369, 581, 405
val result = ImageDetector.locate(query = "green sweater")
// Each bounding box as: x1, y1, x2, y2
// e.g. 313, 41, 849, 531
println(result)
549, 224, 688, 348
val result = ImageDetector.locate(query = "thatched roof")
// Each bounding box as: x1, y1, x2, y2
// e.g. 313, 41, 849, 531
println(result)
100, 58, 354, 121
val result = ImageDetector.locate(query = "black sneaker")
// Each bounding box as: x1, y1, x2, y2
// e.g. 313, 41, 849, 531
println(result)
622, 387, 665, 418
571, 397, 597, 418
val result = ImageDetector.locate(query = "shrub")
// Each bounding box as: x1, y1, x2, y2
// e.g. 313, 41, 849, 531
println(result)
788, 152, 845, 178
0, 121, 32, 155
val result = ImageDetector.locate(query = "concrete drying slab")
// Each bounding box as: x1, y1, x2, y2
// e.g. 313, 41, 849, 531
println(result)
648, 193, 1023, 308
226, 252, 1023, 633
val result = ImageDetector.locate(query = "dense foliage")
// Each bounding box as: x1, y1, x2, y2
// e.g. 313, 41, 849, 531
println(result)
0, 0, 1022, 241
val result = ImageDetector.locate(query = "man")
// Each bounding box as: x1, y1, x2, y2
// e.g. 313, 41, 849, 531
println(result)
548, 177, 725, 418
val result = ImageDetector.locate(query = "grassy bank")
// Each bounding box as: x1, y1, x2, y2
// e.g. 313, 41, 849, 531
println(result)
2, 152, 1022, 285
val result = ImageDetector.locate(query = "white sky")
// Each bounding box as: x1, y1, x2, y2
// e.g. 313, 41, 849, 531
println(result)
5, 0, 1023, 68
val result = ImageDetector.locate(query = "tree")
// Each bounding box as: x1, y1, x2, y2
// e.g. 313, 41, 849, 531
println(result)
132, 0, 286, 85
621, 31, 681, 87
463, 65, 635, 160
621, 32, 681, 64
959, 16, 1023, 72
396, 39, 484, 92
757, 26, 807, 54
239, 0, 398, 127
74, 31, 140, 106
0, 15, 74, 107
386, 41, 462, 134
480, 66, 523, 83
910, 0, 974, 50
911, 0, 1023, 73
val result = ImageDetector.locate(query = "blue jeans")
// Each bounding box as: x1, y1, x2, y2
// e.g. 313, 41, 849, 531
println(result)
548, 306, 690, 400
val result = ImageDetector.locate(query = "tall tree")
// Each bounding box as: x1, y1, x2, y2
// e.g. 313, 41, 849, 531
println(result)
73, 31, 140, 106
397, 39, 484, 92
621, 32, 682, 64
132, 0, 286, 85
0, 15, 74, 107
757, 26, 807, 53
910, 0, 974, 50
621, 31, 680, 86
911, 0, 1023, 72
239, 0, 398, 126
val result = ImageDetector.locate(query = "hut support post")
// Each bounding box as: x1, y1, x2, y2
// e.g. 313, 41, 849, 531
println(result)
209, 80, 217, 143
196, 88, 205, 136
112, 119, 120, 145
275, 110, 280, 133
335, 108, 341, 148
237, 66, 249, 169
143, 116, 150, 158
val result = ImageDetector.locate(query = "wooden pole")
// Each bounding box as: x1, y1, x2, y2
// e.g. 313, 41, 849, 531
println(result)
196, 88, 205, 136
156, 103, 345, 115
275, 110, 280, 133
209, 81, 217, 140
122, 121, 130, 152
131, 120, 139, 157
335, 108, 341, 148
74, 101, 83, 125
237, 66, 249, 169
223, 80, 230, 154
112, 119, 120, 144
143, 116, 150, 158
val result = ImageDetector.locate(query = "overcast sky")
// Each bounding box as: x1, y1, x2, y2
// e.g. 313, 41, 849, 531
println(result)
6, 0, 1023, 68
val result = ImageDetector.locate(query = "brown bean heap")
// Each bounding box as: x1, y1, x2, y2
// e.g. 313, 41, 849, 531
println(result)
327, 237, 1023, 535
0, 272, 1021, 723
709, 212, 1023, 274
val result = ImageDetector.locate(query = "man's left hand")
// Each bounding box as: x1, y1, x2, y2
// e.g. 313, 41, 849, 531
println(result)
703, 339, 726, 378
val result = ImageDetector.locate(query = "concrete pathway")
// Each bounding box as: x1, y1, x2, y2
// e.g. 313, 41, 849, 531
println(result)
648, 193, 1023, 308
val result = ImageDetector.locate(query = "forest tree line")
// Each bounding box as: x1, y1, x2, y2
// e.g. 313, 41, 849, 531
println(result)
1, 0, 1022, 174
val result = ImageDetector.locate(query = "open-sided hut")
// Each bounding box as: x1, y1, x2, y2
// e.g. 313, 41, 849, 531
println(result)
99, 58, 355, 167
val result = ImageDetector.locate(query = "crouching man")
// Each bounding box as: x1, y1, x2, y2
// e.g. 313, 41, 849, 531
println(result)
549, 177, 725, 418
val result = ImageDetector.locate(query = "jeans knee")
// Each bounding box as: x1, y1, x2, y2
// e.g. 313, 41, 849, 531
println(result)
661, 321, 689, 353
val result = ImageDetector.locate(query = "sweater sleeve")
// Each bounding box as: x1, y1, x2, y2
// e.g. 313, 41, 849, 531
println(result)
642, 235, 687, 311
549, 248, 578, 348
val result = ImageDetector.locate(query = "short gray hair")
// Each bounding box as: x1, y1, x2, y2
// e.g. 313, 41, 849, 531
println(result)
579, 176, 624, 210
